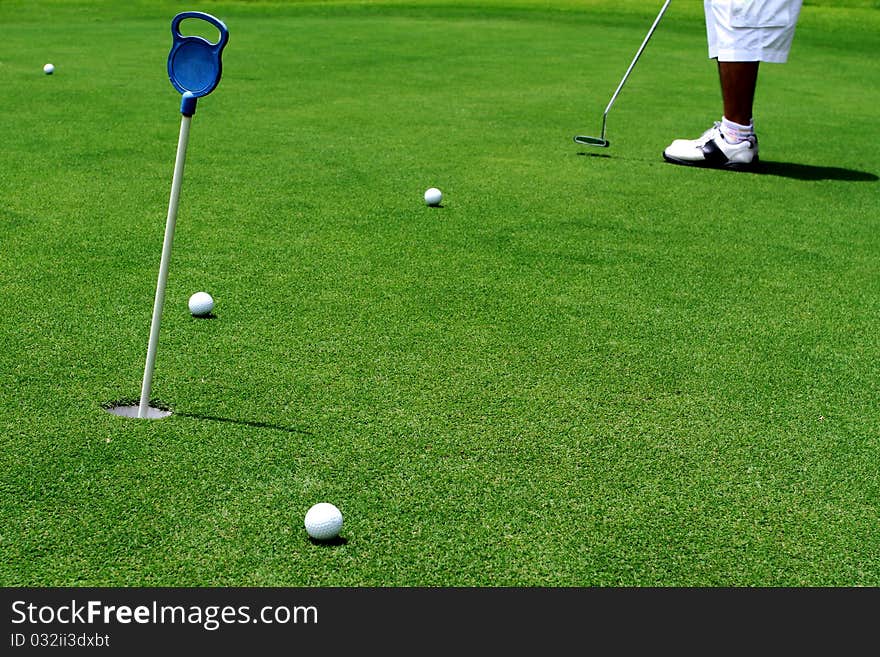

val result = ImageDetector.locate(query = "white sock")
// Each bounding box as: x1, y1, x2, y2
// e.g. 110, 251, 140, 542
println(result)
720, 116, 754, 143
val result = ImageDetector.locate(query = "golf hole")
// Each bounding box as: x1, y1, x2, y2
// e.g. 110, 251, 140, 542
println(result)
103, 401, 172, 420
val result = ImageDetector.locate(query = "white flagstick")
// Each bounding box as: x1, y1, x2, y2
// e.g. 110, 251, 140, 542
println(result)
138, 111, 193, 418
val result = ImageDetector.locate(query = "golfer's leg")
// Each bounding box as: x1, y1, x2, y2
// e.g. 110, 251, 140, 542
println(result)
718, 60, 759, 127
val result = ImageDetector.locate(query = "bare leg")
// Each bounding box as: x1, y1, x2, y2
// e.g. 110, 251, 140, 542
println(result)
718, 61, 759, 125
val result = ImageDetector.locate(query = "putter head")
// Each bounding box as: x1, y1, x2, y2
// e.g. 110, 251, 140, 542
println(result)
574, 135, 610, 148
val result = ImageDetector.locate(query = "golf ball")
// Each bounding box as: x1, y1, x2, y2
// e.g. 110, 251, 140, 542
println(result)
424, 187, 442, 207
188, 291, 214, 317
304, 502, 343, 541
43, 63, 55, 75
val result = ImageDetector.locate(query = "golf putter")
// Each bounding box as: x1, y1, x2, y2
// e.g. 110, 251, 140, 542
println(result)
574, 0, 671, 148
138, 12, 229, 419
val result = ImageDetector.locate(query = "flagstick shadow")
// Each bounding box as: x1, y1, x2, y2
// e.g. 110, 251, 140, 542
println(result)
176, 412, 314, 435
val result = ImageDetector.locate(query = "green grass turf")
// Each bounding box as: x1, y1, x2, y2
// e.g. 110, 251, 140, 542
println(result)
1, 0, 878, 586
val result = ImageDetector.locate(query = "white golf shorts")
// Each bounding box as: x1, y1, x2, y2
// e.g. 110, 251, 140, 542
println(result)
705, 0, 803, 63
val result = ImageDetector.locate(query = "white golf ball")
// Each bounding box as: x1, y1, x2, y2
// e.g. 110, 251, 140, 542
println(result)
424, 187, 442, 207
43, 63, 55, 75
188, 291, 214, 317
304, 502, 343, 541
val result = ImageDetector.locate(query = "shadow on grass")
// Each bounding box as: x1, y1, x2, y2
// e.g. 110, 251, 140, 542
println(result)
577, 152, 877, 180
751, 161, 878, 181
176, 412, 313, 435
308, 536, 348, 546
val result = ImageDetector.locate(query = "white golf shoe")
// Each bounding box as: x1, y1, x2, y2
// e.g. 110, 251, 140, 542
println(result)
663, 122, 758, 170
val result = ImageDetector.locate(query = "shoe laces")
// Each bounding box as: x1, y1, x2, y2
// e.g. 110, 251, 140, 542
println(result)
697, 122, 723, 145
